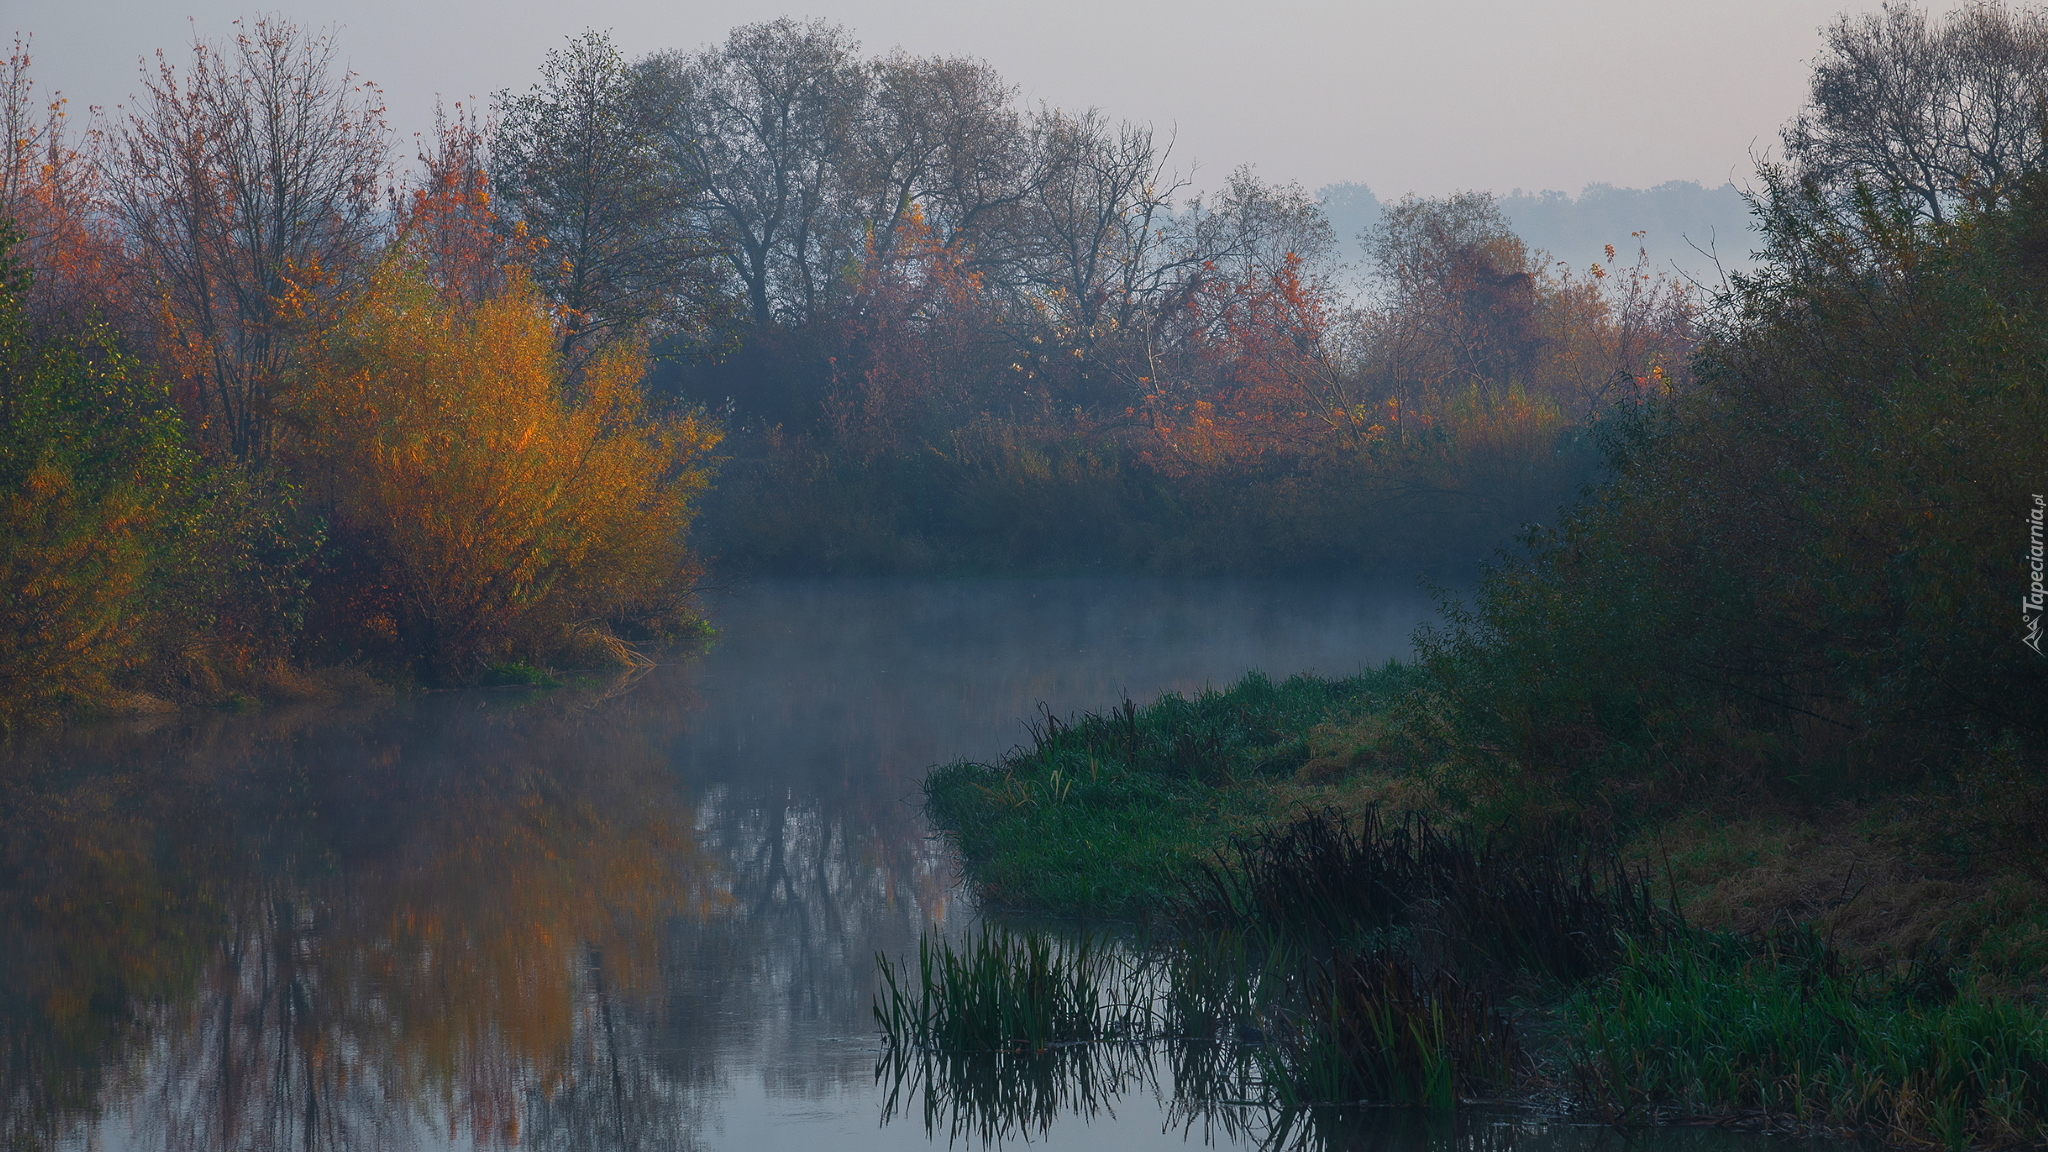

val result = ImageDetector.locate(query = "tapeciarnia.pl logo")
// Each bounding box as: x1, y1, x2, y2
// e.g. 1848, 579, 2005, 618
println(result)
2027, 494, 2045, 655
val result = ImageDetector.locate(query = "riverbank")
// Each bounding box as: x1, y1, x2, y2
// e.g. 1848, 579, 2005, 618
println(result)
921, 669, 2048, 1145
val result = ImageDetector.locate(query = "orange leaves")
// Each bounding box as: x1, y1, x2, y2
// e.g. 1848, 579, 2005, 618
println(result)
1138, 254, 1354, 475
830, 207, 1001, 456
286, 250, 720, 675
398, 105, 541, 307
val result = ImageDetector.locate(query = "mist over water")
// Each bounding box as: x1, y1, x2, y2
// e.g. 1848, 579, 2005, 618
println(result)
0, 578, 1846, 1150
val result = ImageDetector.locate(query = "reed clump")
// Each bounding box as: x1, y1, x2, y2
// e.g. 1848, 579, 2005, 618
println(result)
1164, 809, 1660, 1110
872, 926, 1177, 1142
1267, 952, 1517, 1110
874, 926, 1157, 1053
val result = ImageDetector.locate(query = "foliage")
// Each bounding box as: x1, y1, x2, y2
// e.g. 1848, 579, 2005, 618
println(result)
1408, 169, 2048, 828
0, 226, 247, 726
493, 31, 713, 354
284, 251, 720, 677
701, 169, 1683, 576
1785, 1, 2048, 224
110, 16, 386, 462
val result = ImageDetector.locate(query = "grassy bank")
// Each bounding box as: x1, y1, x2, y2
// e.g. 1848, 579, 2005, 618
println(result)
923, 667, 1415, 917
918, 670, 2048, 1145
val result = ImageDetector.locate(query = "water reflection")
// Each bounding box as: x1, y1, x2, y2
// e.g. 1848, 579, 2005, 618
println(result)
0, 577, 1831, 1150
2, 686, 726, 1151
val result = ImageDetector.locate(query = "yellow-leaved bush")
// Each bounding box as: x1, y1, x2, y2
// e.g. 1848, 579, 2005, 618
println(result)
285, 254, 720, 678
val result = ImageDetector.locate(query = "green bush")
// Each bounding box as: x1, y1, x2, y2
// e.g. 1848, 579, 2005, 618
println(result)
1412, 174, 2048, 826
0, 225, 251, 724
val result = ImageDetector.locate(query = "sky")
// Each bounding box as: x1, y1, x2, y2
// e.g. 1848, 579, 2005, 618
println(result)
2, 0, 1971, 201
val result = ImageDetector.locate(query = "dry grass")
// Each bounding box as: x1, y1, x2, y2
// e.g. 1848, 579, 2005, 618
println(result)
1630, 806, 2048, 996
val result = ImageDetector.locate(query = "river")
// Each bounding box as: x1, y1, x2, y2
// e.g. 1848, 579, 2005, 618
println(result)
0, 577, 1843, 1152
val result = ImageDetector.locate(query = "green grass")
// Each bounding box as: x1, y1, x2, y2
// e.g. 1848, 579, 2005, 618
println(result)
922, 666, 1413, 918
919, 667, 2048, 1144
477, 661, 561, 688
1564, 929, 2048, 1146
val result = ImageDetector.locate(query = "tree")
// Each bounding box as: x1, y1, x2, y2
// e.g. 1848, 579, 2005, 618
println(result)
852, 52, 1032, 267
284, 251, 721, 677
1784, 1, 2048, 223
1364, 192, 1545, 397
644, 19, 869, 329
0, 226, 210, 725
1, 38, 124, 328
109, 17, 387, 461
492, 32, 709, 356
399, 103, 537, 306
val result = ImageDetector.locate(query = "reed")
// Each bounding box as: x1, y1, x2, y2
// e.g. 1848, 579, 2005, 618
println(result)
1180, 809, 1670, 984
874, 926, 1159, 1053
1258, 950, 1520, 1110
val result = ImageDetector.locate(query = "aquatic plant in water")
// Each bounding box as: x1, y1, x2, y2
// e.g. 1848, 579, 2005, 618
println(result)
874, 925, 1160, 1053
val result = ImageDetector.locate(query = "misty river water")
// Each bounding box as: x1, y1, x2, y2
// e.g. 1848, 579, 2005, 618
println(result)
1, 578, 1849, 1152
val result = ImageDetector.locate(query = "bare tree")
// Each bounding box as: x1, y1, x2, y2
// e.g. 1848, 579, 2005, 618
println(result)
1784, 1, 2048, 223
852, 53, 1033, 265
110, 17, 386, 461
493, 31, 708, 356
643, 19, 869, 329
1364, 191, 1543, 397
1011, 111, 1187, 337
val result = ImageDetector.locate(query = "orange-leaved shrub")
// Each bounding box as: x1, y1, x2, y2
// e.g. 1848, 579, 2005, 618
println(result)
284, 252, 720, 678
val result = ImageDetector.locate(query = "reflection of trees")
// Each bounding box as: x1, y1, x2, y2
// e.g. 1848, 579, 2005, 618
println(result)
0, 657, 970, 1151
665, 783, 958, 1101
0, 680, 723, 1151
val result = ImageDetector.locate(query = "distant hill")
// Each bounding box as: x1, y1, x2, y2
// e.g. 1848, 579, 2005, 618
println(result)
1318, 180, 1760, 290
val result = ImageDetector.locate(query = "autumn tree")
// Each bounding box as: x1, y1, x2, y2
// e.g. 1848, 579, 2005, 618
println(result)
109, 17, 387, 461
0, 226, 218, 725
0, 39, 122, 328
397, 103, 536, 306
284, 251, 720, 677
829, 207, 1006, 454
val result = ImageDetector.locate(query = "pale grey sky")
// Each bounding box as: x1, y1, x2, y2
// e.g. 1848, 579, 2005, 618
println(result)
3, 0, 1964, 199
